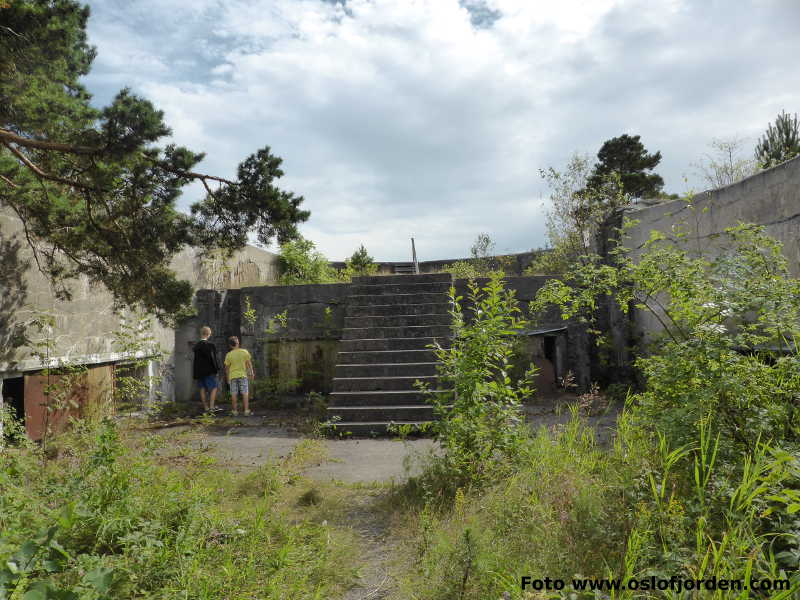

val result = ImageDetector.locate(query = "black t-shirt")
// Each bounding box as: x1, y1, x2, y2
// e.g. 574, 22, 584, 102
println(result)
193, 339, 219, 378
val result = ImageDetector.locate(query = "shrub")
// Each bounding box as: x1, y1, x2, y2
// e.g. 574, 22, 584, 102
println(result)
278, 236, 339, 285
423, 272, 535, 490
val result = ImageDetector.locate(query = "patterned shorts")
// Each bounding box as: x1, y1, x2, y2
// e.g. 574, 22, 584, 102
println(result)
229, 377, 249, 396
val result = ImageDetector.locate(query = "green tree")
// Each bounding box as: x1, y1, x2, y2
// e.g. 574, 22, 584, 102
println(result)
755, 110, 800, 169
587, 134, 664, 199
0, 0, 309, 322
277, 236, 338, 285
526, 153, 627, 275
345, 244, 377, 277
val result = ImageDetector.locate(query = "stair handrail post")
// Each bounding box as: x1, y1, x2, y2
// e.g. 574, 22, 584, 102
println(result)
411, 237, 419, 275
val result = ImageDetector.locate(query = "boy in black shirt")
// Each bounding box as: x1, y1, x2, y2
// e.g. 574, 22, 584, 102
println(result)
193, 326, 220, 412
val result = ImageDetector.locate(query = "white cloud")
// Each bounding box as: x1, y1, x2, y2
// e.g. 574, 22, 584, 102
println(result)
82, 0, 800, 261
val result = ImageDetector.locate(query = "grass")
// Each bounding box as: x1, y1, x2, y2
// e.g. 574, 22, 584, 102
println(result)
384, 411, 636, 599
0, 412, 358, 599
384, 406, 800, 600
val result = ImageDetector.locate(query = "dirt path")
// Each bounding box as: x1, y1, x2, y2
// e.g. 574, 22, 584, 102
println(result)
341, 492, 397, 600
149, 398, 621, 599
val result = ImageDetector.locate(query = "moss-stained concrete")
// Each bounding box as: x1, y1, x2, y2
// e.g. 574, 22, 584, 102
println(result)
264, 340, 339, 394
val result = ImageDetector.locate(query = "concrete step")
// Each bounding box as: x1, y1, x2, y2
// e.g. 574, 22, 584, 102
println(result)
348, 292, 449, 306
352, 273, 452, 285
332, 375, 443, 392
324, 421, 431, 436
335, 362, 439, 378
327, 405, 437, 422
346, 302, 451, 317
342, 324, 452, 340
350, 282, 451, 296
344, 313, 451, 329
338, 337, 451, 352
336, 349, 438, 364
328, 389, 448, 406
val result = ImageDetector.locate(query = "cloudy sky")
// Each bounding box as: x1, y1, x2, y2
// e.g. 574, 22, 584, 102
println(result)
81, 0, 800, 262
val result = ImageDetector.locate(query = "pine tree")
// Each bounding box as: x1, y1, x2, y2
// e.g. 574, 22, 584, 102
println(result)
587, 134, 664, 199
344, 244, 377, 277
0, 0, 309, 321
755, 111, 800, 169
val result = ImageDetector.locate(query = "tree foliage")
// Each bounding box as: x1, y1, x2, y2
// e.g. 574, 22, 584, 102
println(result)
0, 0, 309, 321
277, 236, 338, 285
587, 134, 664, 199
526, 153, 628, 275
343, 244, 377, 277
755, 110, 800, 169
692, 136, 757, 189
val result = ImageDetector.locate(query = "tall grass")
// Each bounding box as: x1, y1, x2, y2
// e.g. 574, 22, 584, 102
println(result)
0, 411, 355, 599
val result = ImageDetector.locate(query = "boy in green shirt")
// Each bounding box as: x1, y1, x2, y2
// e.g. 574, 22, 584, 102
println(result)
224, 336, 254, 416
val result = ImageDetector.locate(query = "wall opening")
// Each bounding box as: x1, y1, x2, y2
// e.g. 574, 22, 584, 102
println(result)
543, 335, 557, 376
2, 376, 25, 423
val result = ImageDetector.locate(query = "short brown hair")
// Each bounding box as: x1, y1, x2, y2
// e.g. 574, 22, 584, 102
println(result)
228, 336, 240, 348
200, 326, 212, 337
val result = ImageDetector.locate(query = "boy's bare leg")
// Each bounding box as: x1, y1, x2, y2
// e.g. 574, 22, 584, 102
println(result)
242, 392, 249, 415
231, 393, 238, 415
209, 387, 218, 411
199, 388, 209, 412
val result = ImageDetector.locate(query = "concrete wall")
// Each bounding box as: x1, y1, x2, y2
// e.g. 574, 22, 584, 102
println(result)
174, 275, 591, 401
0, 206, 280, 419
331, 250, 547, 277
622, 154, 800, 339
174, 283, 351, 401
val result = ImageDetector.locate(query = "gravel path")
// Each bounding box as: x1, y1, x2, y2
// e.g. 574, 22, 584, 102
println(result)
150, 397, 621, 599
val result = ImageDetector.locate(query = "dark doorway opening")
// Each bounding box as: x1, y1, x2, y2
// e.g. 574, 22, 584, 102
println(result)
543, 336, 557, 372
2, 376, 24, 423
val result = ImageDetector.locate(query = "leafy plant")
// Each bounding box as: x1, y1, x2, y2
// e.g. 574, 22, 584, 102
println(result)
423, 272, 535, 489
277, 236, 339, 285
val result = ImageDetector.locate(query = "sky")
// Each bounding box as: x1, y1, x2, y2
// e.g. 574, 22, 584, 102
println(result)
81, 0, 800, 262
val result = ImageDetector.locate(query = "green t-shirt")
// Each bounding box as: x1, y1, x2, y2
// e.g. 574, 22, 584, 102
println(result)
224, 348, 251, 381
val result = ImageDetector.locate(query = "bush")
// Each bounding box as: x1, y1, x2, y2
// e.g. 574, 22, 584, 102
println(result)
423, 272, 535, 491
278, 236, 339, 285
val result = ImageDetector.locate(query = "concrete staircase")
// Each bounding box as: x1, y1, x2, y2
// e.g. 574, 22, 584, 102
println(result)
326, 272, 453, 435
392, 262, 416, 274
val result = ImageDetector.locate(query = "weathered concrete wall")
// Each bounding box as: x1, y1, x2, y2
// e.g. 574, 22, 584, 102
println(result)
175, 274, 592, 401
0, 206, 280, 413
331, 251, 547, 277
623, 154, 800, 339
174, 283, 350, 401
453, 276, 590, 389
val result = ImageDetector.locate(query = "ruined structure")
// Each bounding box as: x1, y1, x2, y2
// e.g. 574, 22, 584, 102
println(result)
0, 206, 281, 438
176, 272, 583, 432
4, 154, 798, 437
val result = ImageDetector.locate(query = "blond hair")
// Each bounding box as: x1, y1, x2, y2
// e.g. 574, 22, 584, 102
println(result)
200, 326, 212, 338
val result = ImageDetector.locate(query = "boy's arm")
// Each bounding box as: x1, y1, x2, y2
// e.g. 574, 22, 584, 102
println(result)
246, 358, 254, 379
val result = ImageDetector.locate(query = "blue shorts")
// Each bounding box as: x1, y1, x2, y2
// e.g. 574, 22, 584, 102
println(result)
229, 377, 249, 396
198, 375, 218, 390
